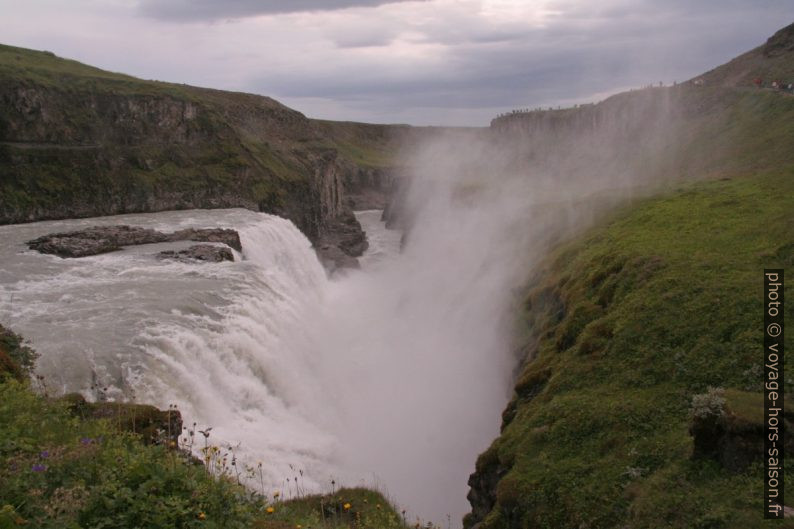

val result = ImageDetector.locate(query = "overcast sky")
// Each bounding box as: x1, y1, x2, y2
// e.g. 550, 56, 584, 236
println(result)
1, 1, 791, 126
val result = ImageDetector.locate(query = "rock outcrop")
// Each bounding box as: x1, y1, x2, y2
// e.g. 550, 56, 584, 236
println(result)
158, 244, 234, 263
690, 389, 794, 472
62, 393, 183, 446
27, 225, 241, 258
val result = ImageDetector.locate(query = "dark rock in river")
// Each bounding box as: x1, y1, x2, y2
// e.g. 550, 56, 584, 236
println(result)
169, 228, 241, 252
28, 225, 167, 257
158, 244, 234, 263
27, 225, 242, 258
314, 209, 368, 273
316, 244, 361, 275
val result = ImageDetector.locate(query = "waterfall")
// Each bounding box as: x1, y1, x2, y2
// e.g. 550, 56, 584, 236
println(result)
0, 209, 340, 494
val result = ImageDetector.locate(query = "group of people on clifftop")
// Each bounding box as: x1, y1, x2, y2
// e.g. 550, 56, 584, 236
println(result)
753, 78, 794, 92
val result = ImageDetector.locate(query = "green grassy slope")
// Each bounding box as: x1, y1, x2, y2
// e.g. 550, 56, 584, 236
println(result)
469, 168, 793, 529
466, 22, 794, 529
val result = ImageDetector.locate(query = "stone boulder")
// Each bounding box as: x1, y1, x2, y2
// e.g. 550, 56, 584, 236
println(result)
28, 226, 167, 257
169, 228, 241, 252
316, 244, 360, 275
158, 244, 234, 263
28, 225, 242, 258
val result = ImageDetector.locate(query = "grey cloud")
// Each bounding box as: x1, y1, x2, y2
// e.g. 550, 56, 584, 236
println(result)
334, 34, 395, 48
138, 0, 423, 21
249, 3, 792, 125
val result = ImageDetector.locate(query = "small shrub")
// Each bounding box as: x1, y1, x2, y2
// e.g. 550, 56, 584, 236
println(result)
0, 324, 38, 379
690, 387, 726, 420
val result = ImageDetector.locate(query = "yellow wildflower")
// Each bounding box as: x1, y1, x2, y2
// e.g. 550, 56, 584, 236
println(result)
266, 506, 275, 514
343, 503, 351, 511
197, 512, 206, 520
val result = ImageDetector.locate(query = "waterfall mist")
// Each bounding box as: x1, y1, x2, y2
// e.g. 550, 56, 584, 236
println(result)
313, 96, 686, 523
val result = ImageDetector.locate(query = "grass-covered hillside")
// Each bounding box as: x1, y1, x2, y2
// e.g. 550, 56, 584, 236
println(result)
465, 22, 794, 529
0, 43, 400, 248
0, 325, 408, 529
467, 167, 793, 529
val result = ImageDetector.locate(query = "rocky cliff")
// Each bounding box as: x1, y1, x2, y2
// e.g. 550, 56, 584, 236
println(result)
0, 44, 403, 265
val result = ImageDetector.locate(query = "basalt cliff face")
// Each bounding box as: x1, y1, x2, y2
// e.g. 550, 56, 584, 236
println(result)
0, 44, 402, 265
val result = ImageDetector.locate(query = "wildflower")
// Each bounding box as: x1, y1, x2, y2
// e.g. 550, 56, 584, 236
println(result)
39, 450, 49, 459
31, 464, 47, 472
343, 503, 351, 511
80, 437, 92, 445
266, 507, 275, 514
198, 512, 206, 520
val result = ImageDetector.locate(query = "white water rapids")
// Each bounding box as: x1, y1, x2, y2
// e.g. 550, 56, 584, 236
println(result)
0, 206, 510, 526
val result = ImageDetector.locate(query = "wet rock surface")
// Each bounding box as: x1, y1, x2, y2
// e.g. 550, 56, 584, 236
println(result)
315, 210, 368, 273
27, 225, 241, 258
158, 244, 234, 263
316, 244, 361, 274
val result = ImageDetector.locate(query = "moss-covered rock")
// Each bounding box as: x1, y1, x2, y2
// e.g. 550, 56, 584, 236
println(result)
690, 389, 794, 472
63, 393, 182, 445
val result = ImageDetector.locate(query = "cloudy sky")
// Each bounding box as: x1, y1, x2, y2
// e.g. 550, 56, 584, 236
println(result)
1, 1, 792, 125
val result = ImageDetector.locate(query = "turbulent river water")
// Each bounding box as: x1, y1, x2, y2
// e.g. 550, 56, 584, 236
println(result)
0, 207, 512, 526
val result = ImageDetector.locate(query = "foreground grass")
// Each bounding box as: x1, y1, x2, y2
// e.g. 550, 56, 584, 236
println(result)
0, 329, 405, 529
470, 166, 794, 529
0, 378, 266, 528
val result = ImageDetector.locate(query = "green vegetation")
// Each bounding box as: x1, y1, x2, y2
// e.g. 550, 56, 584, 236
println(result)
0, 325, 37, 381
468, 26, 794, 528
262, 488, 408, 529
470, 167, 794, 529
314, 120, 406, 169
0, 378, 258, 528
0, 328, 407, 529
0, 43, 403, 231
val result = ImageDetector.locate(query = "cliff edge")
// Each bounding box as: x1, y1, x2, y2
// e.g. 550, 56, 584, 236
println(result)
0, 44, 403, 266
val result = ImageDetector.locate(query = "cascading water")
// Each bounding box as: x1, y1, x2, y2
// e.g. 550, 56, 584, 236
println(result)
0, 192, 531, 526
0, 209, 341, 495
